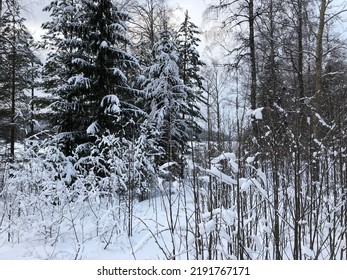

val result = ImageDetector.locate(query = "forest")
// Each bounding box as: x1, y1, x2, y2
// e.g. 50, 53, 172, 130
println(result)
0, 0, 346, 260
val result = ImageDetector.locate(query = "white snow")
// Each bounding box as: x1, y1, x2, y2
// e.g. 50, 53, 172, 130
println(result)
159, 162, 177, 173
100, 40, 108, 48
246, 156, 255, 164
253, 107, 264, 120
101, 95, 121, 114
206, 166, 237, 185
199, 219, 216, 235
211, 152, 239, 172
1, 147, 345, 260
86, 121, 99, 135
247, 107, 264, 120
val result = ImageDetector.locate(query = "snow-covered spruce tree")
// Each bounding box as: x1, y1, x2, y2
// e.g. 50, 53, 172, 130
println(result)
42, 0, 157, 199
71, 0, 158, 204
0, 0, 40, 157
80, 0, 139, 137
139, 25, 190, 255
77, 0, 141, 177
141, 24, 190, 176
176, 10, 205, 137
41, 0, 90, 156
42, 0, 139, 150
42, 1, 139, 164
41, 0, 157, 205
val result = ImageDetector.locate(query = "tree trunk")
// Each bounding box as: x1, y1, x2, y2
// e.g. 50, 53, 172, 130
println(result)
10, 30, 16, 158
249, 0, 257, 111
314, 0, 327, 118
312, 0, 327, 183
293, 0, 305, 260
248, 0, 259, 144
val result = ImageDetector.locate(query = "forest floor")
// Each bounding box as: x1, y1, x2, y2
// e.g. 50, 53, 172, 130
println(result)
0, 188, 199, 260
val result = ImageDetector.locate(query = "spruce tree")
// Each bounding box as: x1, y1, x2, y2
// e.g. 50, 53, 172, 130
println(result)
0, 0, 40, 157
142, 25, 190, 173
80, 0, 142, 186
41, 0, 89, 155
42, 0, 138, 156
81, 0, 139, 138
177, 10, 205, 137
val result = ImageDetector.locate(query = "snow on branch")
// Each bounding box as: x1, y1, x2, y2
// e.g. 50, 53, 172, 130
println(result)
101, 94, 121, 114
246, 107, 264, 120
205, 166, 237, 185
211, 152, 239, 172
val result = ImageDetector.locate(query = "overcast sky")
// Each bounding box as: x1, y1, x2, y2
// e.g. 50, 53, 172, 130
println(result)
21, 0, 208, 41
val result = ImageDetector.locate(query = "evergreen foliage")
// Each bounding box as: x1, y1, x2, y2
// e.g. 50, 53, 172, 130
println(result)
176, 11, 206, 138
0, 0, 40, 155
81, 0, 139, 138
41, 0, 90, 155
141, 25, 190, 171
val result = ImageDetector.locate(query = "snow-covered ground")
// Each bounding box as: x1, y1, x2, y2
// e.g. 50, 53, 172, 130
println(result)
0, 187, 201, 260
1, 149, 346, 260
